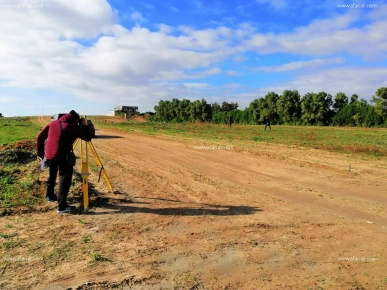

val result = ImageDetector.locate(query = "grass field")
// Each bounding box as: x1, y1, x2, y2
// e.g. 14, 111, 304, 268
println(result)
0, 117, 47, 209
0, 118, 43, 146
93, 118, 387, 157
2, 116, 387, 156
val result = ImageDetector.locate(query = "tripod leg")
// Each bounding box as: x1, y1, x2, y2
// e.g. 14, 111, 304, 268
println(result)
80, 140, 89, 211
88, 141, 114, 193
81, 159, 89, 210
73, 138, 80, 149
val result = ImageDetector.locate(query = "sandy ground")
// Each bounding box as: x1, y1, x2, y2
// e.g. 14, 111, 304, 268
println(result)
1, 126, 387, 289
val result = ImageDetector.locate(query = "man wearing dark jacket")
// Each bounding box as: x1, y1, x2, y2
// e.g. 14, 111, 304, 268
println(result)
36, 110, 91, 213
264, 116, 271, 131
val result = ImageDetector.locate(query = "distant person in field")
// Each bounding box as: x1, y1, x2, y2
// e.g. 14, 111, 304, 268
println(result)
227, 116, 232, 129
264, 116, 271, 131
36, 110, 91, 213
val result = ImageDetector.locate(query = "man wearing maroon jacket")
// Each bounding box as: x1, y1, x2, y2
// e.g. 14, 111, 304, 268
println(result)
36, 110, 91, 213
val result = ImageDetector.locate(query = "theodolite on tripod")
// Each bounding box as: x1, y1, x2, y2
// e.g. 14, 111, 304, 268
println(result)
73, 116, 114, 212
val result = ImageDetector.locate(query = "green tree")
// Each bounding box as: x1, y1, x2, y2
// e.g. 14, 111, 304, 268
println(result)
350, 94, 359, 104
177, 99, 191, 122
154, 100, 170, 121
360, 105, 383, 127
169, 98, 180, 121
221, 102, 239, 112
261, 92, 279, 123
189, 99, 211, 122
371, 87, 387, 119
332, 103, 359, 126
301, 92, 333, 125
211, 102, 221, 115
247, 98, 266, 124
201, 99, 212, 122
276, 90, 301, 124
333, 92, 348, 112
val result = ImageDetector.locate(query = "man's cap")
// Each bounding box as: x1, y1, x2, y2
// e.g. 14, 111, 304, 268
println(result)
69, 110, 80, 120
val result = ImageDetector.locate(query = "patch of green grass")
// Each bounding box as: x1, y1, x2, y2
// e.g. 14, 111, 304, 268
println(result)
44, 247, 68, 269
0, 233, 17, 239
0, 118, 42, 145
89, 252, 108, 263
89, 164, 99, 172
82, 235, 91, 243
1, 233, 25, 249
0, 166, 43, 207
251, 136, 274, 141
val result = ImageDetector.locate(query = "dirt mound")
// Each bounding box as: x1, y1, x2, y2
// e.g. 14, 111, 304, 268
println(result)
98, 117, 126, 123
6, 140, 36, 152
0, 149, 35, 164
128, 115, 148, 122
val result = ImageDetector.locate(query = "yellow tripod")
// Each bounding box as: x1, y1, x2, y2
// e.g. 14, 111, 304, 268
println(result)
73, 137, 114, 212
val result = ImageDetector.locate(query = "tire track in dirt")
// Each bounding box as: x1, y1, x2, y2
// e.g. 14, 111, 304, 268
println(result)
91, 129, 387, 226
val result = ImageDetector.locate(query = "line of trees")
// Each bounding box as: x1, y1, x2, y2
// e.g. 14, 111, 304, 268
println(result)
150, 87, 387, 127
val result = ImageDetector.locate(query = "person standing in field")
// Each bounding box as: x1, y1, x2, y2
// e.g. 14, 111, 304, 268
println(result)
264, 116, 271, 131
36, 110, 91, 213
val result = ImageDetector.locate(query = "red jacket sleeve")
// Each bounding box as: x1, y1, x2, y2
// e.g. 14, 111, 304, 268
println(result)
36, 124, 49, 157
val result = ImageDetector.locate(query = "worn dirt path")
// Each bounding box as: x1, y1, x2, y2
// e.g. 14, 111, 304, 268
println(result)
1, 127, 387, 289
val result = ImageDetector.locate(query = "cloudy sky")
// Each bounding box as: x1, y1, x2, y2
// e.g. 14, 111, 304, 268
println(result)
0, 0, 386, 117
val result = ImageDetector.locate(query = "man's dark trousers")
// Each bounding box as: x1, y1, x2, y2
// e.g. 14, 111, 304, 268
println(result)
47, 159, 74, 209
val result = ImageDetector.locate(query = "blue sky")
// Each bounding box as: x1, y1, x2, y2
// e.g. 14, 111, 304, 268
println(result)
0, 0, 386, 117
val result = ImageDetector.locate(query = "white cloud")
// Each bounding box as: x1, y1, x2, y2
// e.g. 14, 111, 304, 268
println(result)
157, 24, 173, 34
0, 96, 18, 103
233, 55, 248, 63
255, 58, 345, 72
1, 0, 116, 39
142, 2, 155, 9
257, 66, 387, 100
130, 11, 145, 25
225, 70, 242, 76
256, 0, 288, 9
183, 83, 209, 89
244, 12, 387, 61
366, 4, 387, 20
222, 83, 242, 89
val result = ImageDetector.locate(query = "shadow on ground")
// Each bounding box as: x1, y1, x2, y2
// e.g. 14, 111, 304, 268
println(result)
78, 195, 261, 216
92, 135, 124, 139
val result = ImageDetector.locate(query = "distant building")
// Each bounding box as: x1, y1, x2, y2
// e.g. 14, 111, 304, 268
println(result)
114, 106, 138, 113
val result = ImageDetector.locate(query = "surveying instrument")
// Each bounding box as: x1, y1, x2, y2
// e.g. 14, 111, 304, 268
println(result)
73, 117, 114, 212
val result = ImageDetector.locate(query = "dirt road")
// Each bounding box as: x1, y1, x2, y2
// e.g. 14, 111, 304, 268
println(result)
1, 127, 387, 289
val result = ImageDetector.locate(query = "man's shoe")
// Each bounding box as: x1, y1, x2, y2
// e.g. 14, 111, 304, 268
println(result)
57, 205, 76, 213
46, 195, 57, 202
